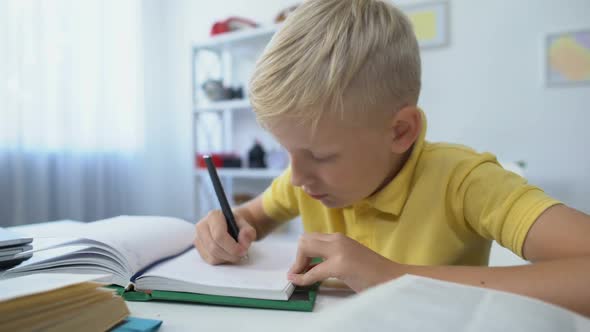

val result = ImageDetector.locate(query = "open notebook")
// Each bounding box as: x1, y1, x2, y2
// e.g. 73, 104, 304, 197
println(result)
0, 216, 316, 311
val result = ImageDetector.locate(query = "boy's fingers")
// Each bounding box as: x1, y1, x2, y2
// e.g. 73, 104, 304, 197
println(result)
210, 219, 243, 257
288, 237, 330, 274
288, 262, 330, 286
199, 222, 241, 263
288, 255, 311, 275
236, 219, 256, 252
194, 236, 223, 265
235, 216, 254, 232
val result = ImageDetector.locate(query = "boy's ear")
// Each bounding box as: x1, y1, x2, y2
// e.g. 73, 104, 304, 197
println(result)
390, 106, 422, 154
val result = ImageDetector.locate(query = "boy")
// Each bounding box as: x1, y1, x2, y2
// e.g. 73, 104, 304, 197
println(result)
194, 0, 590, 316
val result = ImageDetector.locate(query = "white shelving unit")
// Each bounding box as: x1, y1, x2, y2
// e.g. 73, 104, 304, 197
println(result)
192, 25, 283, 218
195, 168, 284, 180
193, 99, 252, 113
193, 24, 280, 54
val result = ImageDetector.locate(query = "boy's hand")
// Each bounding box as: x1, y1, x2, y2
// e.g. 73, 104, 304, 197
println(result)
287, 233, 400, 292
194, 210, 257, 265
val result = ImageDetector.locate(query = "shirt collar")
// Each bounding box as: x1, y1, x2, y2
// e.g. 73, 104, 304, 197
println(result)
361, 109, 427, 216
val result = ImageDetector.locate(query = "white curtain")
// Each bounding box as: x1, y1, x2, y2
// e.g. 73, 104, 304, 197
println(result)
0, 0, 144, 226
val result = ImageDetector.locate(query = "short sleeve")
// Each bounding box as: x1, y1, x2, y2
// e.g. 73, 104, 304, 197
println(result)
262, 167, 300, 222
450, 155, 561, 258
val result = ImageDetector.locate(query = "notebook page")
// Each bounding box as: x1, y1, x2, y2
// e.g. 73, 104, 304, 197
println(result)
135, 241, 297, 298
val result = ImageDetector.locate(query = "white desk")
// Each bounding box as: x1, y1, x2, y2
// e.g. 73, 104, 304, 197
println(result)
6, 220, 527, 331
7, 221, 354, 332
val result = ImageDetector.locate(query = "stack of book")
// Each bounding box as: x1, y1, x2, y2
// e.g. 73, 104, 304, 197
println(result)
0, 228, 33, 269
0, 273, 130, 331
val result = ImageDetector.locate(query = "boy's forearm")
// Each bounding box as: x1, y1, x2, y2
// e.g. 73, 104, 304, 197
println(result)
398, 256, 590, 317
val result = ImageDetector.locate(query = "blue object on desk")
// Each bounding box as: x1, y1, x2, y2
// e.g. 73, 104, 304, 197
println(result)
111, 316, 163, 332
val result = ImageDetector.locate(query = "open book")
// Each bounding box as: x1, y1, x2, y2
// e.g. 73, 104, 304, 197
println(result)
0, 216, 313, 311
298, 274, 590, 332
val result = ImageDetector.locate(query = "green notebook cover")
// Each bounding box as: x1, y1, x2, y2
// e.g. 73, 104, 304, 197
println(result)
108, 284, 318, 312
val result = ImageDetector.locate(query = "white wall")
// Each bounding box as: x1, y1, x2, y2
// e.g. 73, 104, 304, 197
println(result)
130, 0, 197, 221
411, 0, 590, 213
154, 0, 590, 221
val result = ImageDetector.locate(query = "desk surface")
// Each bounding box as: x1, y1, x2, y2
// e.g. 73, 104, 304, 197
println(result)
7, 221, 354, 332
126, 288, 351, 332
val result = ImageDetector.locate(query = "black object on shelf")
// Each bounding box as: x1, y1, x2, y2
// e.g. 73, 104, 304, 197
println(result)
248, 140, 267, 168
230, 86, 243, 99
222, 155, 242, 168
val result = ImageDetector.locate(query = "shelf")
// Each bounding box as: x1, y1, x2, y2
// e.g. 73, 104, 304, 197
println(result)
194, 99, 252, 113
193, 24, 281, 52
195, 168, 284, 179
193, 24, 282, 217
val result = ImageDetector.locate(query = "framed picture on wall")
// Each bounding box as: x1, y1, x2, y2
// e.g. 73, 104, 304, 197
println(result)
402, 1, 449, 49
545, 29, 590, 86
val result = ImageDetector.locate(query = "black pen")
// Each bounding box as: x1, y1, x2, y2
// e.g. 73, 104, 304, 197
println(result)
203, 155, 240, 241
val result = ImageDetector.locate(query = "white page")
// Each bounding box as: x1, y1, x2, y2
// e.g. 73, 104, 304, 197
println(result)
72, 216, 195, 274
3, 244, 129, 286
7, 244, 92, 269
296, 274, 590, 332
135, 241, 297, 299
5, 216, 195, 281
9, 221, 85, 239
0, 273, 107, 302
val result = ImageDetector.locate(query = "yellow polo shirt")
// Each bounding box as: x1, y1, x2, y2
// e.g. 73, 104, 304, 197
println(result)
262, 112, 560, 266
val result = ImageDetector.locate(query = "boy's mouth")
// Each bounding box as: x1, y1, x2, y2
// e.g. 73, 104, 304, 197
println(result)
307, 192, 328, 200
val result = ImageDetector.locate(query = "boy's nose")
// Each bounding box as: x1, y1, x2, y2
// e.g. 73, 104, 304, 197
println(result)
290, 157, 313, 188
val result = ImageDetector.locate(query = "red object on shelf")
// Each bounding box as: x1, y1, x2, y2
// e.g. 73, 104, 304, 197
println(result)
196, 154, 222, 168
196, 153, 242, 169
210, 17, 258, 36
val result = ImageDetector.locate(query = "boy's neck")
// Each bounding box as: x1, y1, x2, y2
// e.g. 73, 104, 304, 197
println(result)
370, 147, 413, 196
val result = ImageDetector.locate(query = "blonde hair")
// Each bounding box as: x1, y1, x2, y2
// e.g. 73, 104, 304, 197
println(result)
249, 0, 421, 129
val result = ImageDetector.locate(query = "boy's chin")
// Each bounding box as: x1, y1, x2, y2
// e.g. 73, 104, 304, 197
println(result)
318, 197, 350, 209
